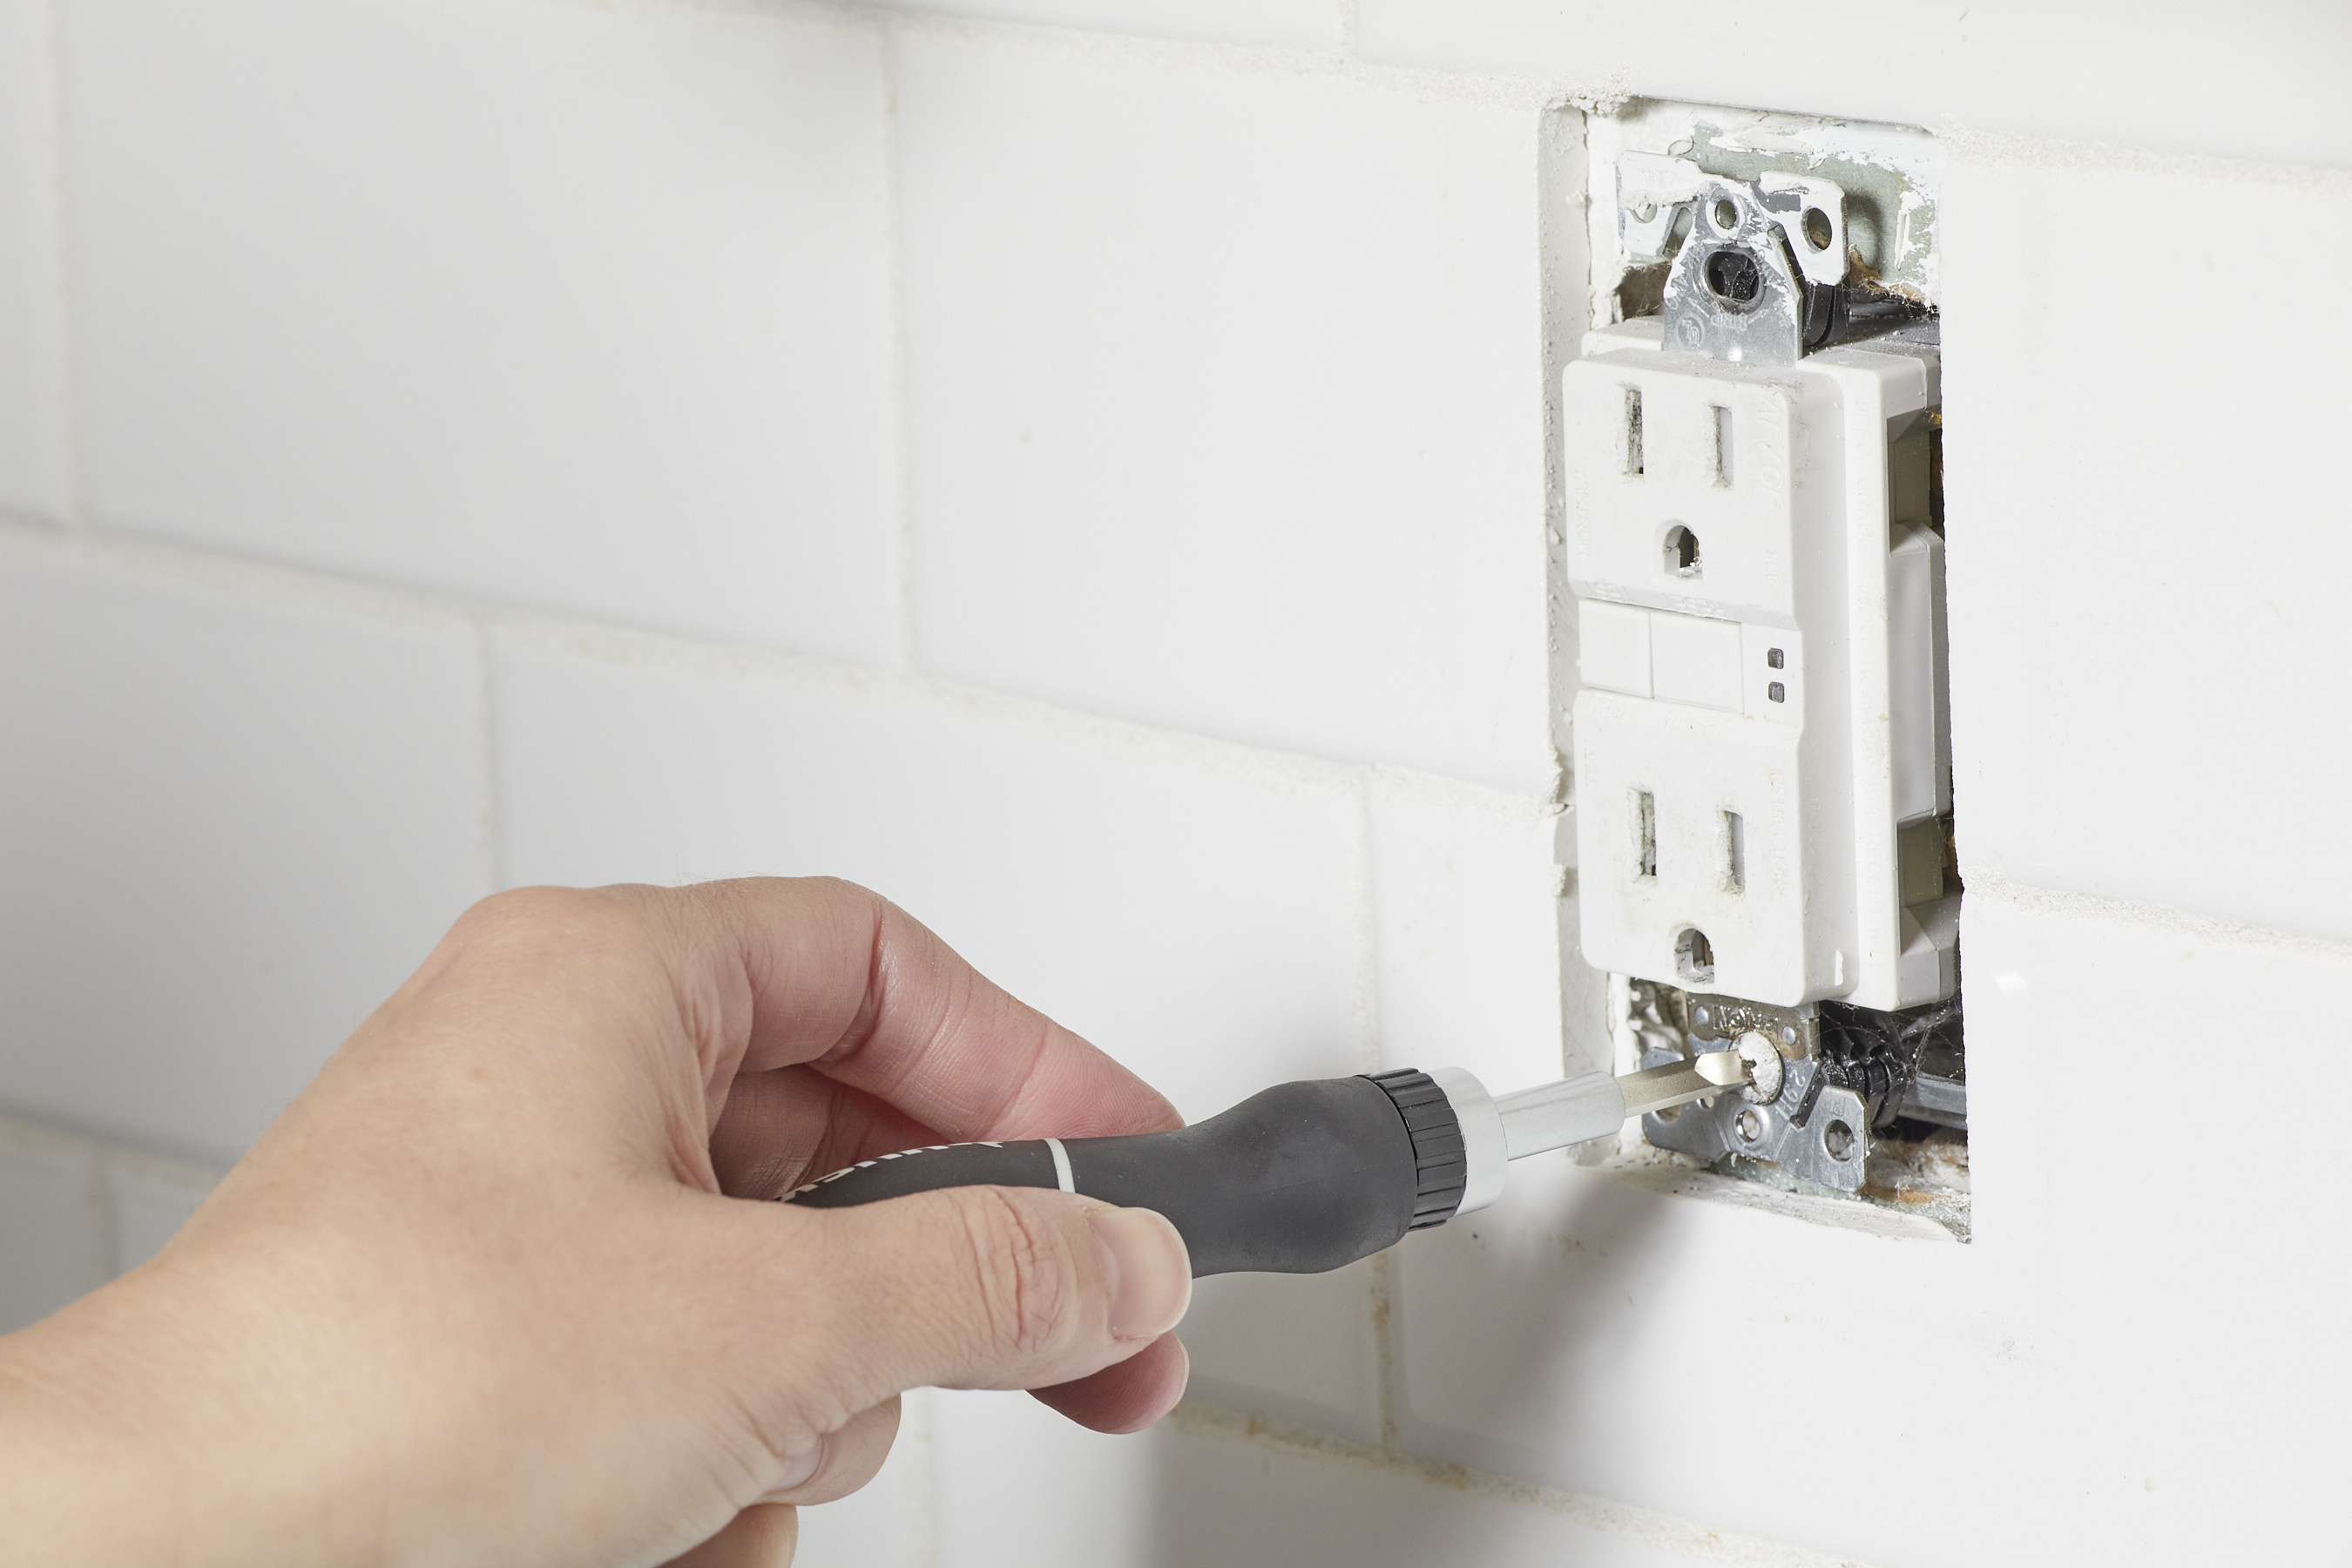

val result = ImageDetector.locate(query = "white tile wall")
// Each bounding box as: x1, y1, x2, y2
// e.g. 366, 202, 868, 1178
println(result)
896, 37, 1556, 791
56, 0, 900, 658
1940, 152, 2352, 943
0, 0, 70, 520
1355, 1, 2352, 168
858, 0, 1342, 50
4, 2, 2346, 1561
0, 545, 486, 1159
1391, 886, 2351, 1565
0, 1130, 99, 1333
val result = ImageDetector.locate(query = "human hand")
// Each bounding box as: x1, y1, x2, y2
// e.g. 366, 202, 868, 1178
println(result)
0, 878, 1193, 1566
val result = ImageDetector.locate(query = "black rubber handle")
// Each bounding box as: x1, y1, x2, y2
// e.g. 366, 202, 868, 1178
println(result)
782, 1074, 1458, 1278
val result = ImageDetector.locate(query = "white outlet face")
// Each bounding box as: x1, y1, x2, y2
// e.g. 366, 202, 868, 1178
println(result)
1565, 320, 1954, 1012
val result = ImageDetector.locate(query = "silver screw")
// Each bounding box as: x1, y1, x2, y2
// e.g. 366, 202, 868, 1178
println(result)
1694, 1006, 1712, 1028
1734, 1030, 1786, 1104
1781, 1025, 1797, 1045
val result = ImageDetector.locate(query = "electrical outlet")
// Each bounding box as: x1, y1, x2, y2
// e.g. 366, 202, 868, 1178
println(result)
1565, 136, 1962, 1203
1565, 318, 1950, 1009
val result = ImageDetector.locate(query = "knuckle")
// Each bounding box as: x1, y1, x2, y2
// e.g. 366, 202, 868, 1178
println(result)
951, 1187, 1078, 1360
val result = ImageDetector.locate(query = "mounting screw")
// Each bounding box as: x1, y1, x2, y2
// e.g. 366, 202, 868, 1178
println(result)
1735, 1030, 1786, 1104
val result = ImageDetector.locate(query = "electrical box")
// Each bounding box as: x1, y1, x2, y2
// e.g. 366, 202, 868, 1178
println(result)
1565, 134, 1963, 1202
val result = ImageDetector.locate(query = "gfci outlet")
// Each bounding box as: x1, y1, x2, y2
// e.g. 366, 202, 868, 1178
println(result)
1565, 325, 1949, 1009
1565, 115, 1965, 1203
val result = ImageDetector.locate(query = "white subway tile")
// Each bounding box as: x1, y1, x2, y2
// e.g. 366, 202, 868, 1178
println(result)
0, 0, 70, 520
932, 1389, 1706, 1568
495, 637, 1382, 1430
105, 1165, 211, 1274
1392, 889, 2351, 1565
896, 39, 1554, 790
1355, 2, 2352, 168
1941, 156, 2352, 941
0, 1129, 101, 1333
57, 0, 898, 659
1369, 784, 1571, 1094
0, 549, 486, 1158
862, 0, 1339, 50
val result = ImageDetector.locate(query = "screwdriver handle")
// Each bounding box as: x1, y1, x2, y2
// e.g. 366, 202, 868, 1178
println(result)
783, 1071, 1469, 1278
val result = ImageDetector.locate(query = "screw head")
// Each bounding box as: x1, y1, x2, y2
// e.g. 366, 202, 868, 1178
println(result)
1734, 1030, 1786, 1104
1693, 1005, 1712, 1029
1781, 1025, 1797, 1045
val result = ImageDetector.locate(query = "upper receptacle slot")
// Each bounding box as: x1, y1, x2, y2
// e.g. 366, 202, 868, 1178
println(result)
1565, 356, 1795, 622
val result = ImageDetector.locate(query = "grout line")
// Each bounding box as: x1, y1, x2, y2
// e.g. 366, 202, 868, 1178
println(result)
1365, 1249, 1398, 1456
0, 510, 1558, 814
821, 1, 1578, 111
1347, 769, 1382, 1076
1936, 119, 2352, 192
0, 1098, 239, 1174
1168, 1396, 1884, 1566
1960, 870, 2352, 968
897, 1385, 937, 1568
875, 15, 921, 673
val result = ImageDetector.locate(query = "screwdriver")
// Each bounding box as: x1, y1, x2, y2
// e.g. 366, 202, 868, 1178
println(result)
782, 1053, 1750, 1277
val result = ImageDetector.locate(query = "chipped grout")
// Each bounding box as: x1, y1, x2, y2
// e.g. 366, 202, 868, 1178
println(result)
1168, 1397, 1884, 1566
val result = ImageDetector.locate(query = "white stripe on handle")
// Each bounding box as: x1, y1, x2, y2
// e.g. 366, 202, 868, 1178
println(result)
1044, 1138, 1075, 1193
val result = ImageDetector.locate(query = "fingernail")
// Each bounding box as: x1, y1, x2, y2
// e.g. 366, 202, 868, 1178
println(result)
1089, 1206, 1192, 1341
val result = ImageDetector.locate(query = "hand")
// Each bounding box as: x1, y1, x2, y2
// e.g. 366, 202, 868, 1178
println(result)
0, 879, 1193, 1566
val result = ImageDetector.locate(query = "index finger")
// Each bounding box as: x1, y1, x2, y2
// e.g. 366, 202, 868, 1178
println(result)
636, 877, 1181, 1143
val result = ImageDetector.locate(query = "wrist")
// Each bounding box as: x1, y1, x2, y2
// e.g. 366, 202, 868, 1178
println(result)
0, 1261, 357, 1567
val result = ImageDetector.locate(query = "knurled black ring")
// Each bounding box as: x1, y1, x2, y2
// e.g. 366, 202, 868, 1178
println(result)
1363, 1069, 1468, 1230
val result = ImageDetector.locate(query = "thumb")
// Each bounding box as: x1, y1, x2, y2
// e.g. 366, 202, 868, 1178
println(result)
753, 1186, 1192, 1424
